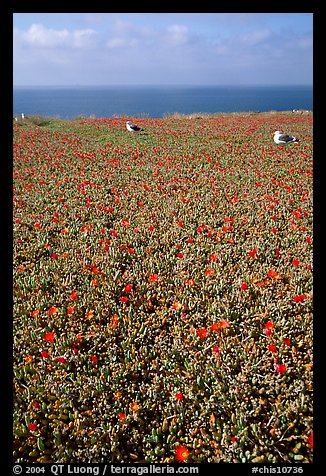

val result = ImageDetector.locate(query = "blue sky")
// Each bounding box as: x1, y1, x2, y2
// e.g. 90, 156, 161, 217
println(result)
13, 13, 313, 86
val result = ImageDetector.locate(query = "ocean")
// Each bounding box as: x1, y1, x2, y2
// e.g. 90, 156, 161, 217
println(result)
13, 85, 313, 120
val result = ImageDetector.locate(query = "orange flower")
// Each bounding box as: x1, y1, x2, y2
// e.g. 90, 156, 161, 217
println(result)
122, 218, 130, 226
25, 355, 33, 364
218, 319, 230, 329
175, 444, 189, 462
186, 279, 194, 286
30, 309, 40, 317
172, 302, 182, 310
267, 270, 282, 280
110, 314, 120, 328
113, 391, 122, 401
86, 310, 94, 320
129, 402, 140, 412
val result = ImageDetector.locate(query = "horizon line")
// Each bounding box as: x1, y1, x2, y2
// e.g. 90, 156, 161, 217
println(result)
13, 83, 313, 88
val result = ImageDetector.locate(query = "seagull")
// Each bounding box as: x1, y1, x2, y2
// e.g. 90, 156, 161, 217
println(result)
273, 130, 299, 145
21, 113, 25, 120
126, 121, 143, 133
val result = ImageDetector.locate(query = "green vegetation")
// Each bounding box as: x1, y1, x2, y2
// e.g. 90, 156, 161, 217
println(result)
13, 112, 313, 463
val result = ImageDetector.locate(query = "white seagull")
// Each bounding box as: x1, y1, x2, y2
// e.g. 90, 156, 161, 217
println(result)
273, 130, 299, 145
126, 121, 143, 133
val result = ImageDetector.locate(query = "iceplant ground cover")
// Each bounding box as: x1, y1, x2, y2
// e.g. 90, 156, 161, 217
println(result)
13, 112, 313, 464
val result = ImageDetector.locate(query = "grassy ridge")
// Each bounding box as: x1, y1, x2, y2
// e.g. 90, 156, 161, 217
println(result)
13, 112, 313, 463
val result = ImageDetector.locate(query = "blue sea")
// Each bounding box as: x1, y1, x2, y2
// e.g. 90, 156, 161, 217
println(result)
13, 85, 313, 119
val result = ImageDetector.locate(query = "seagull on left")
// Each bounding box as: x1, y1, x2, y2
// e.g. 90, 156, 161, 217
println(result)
126, 121, 143, 133
273, 130, 299, 145
21, 113, 25, 119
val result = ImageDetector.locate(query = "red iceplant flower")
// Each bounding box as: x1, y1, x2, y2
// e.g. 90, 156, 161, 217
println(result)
175, 444, 189, 462
119, 412, 126, 422
197, 328, 209, 339
249, 249, 257, 257
44, 332, 56, 342
293, 294, 305, 303
240, 283, 248, 290
276, 363, 287, 374
91, 355, 98, 363
268, 344, 277, 353
29, 423, 38, 432
264, 321, 274, 336
265, 321, 274, 330
307, 431, 313, 449
124, 283, 133, 293
119, 296, 129, 304
149, 274, 159, 283
48, 307, 58, 315
186, 278, 194, 286
175, 392, 183, 401
212, 345, 220, 353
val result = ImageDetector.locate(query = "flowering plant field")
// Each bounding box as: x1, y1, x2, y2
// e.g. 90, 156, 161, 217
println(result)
13, 112, 313, 464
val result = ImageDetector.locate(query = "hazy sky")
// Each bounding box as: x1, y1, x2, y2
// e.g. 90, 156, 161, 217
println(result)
13, 13, 313, 86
